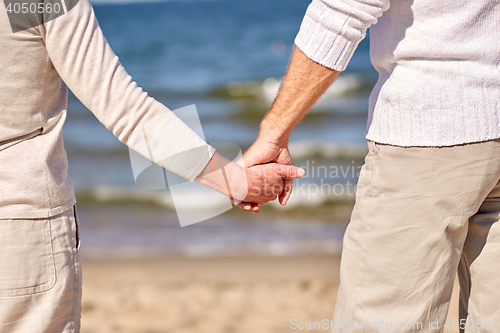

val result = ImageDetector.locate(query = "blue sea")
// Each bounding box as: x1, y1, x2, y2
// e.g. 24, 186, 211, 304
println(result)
65, 0, 378, 258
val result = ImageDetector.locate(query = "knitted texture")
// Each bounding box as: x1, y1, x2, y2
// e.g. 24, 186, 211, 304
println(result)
296, 0, 500, 147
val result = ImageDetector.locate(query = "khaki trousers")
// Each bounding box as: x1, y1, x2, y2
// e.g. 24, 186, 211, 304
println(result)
0, 207, 82, 333
333, 140, 500, 332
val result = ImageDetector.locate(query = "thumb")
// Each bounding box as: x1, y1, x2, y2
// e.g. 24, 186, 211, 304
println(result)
242, 148, 260, 168
277, 165, 305, 179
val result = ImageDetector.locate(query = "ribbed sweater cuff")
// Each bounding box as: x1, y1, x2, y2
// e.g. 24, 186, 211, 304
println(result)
294, 7, 361, 71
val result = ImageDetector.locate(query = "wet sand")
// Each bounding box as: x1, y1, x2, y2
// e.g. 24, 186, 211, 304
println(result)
80, 256, 460, 333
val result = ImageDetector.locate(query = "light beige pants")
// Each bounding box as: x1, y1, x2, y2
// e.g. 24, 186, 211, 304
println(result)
333, 140, 500, 332
0, 207, 82, 333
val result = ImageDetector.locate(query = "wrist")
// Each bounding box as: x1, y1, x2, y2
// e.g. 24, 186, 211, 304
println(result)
258, 116, 290, 147
195, 153, 248, 201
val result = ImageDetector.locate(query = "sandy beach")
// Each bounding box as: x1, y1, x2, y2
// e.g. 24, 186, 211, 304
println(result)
80, 255, 460, 333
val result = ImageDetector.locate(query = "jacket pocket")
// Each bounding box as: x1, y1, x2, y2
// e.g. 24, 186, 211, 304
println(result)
0, 219, 56, 297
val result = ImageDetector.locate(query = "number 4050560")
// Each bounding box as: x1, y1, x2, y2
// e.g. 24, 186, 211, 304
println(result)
5, 2, 61, 14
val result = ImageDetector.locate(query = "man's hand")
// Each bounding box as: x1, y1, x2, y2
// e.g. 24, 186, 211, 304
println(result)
243, 137, 295, 205
243, 162, 305, 204
195, 152, 304, 214
197, 48, 339, 214
232, 158, 304, 214
238, 47, 340, 210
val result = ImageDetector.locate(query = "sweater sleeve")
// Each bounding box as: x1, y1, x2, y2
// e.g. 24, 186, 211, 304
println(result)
295, 0, 390, 71
39, 0, 215, 181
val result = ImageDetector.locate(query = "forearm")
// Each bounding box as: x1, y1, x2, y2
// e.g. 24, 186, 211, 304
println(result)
42, 0, 213, 181
259, 47, 340, 143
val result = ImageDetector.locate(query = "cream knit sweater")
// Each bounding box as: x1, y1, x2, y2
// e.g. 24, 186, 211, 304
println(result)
295, 0, 500, 147
0, 0, 214, 218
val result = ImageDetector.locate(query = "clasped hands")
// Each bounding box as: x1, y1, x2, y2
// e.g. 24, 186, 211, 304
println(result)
236, 136, 303, 213
196, 135, 303, 214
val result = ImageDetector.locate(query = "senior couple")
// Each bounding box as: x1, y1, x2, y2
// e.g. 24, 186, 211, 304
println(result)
1, 0, 500, 331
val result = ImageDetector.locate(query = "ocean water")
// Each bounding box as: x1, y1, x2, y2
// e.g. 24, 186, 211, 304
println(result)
65, 0, 377, 257
77, 206, 347, 259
